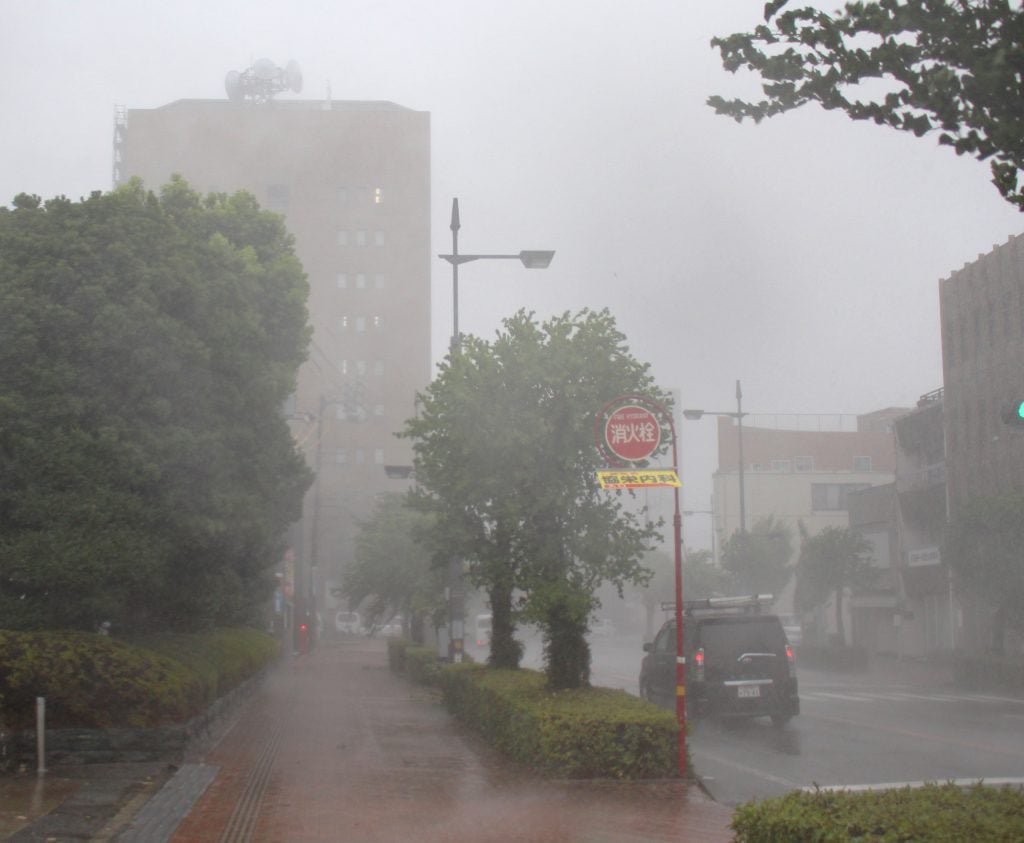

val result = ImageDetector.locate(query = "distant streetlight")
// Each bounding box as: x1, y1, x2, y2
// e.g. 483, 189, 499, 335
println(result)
684, 379, 748, 536
435, 197, 555, 662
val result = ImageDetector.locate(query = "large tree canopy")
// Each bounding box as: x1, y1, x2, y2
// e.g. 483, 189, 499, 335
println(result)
344, 492, 444, 644
0, 178, 312, 633
404, 309, 664, 688
720, 515, 795, 597
796, 525, 876, 645
709, 0, 1024, 209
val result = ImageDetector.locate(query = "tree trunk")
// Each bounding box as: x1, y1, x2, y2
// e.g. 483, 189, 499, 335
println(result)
543, 600, 590, 690
488, 579, 521, 668
834, 587, 846, 646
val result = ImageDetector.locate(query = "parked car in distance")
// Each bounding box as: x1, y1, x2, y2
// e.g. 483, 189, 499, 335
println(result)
335, 610, 363, 635
640, 594, 799, 727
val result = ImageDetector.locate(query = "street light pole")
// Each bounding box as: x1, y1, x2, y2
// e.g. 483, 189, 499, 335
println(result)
436, 197, 555, 662
683, 378, 749, 541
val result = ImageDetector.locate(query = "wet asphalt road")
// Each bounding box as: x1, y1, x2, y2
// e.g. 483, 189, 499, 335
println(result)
518, 632, 1024, 807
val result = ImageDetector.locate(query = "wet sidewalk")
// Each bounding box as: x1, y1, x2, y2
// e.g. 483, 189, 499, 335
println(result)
116, 637, 736, 842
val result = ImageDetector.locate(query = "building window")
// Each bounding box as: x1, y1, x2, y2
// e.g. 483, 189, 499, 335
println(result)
374, 187, 383, 205
373, 404, 384, 417
356, 230, 367, 247
374, 274, 386, 289
356, 360, 367, 376
771, 459, 791, 472
812, 483, 871, 511
355, 449, 365, 464
372, 315, 382, 329
355, 316, 366, 332
336, 273, 347, 289
337, 230, 348, 246
339, 359, 348, 376
373, 448, 384, 464
266, 184, 289, 212
374, 230, 386, 246
853, 455, 872, 472
795, 456, 814, 472
338, 316, 349, 331
373, 360, 384, 376
336, 187, 348, 205
334, 449, 347, 464
355, 273, 367, 289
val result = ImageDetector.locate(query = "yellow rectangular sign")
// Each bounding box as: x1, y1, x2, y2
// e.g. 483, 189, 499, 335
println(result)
598, 469, 680, 489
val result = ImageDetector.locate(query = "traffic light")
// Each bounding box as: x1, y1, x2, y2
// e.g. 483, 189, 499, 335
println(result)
1001, 400, 1024, 428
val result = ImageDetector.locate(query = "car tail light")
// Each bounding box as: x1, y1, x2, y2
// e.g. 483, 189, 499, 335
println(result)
786, 644, 796, 677
694, 647, 705, 682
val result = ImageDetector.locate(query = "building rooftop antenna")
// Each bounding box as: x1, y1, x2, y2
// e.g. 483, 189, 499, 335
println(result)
224, 59, 303, 105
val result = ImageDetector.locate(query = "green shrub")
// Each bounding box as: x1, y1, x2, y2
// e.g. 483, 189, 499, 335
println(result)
131, 627, 279, 702
0, 627, 279, 730
732, 783, 1024, 842
437, 665, 680, 779
0, 630, 204, 729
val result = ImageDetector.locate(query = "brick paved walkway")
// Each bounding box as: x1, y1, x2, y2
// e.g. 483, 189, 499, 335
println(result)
149, 638, 736, 843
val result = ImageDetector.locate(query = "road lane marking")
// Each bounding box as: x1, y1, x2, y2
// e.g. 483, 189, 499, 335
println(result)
694, 750, 804, 789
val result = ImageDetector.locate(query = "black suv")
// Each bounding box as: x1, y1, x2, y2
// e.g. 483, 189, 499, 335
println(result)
639, 596, 799, 726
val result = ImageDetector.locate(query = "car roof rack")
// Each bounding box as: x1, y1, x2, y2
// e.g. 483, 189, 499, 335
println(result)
661, 594, 775, 616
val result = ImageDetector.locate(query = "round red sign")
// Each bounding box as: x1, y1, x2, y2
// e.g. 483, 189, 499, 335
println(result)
604, 404, 661, 462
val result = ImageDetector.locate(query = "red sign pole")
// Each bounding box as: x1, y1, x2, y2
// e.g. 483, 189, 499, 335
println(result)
595, 395, 686, 777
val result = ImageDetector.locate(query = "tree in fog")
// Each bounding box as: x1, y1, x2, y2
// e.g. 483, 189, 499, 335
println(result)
637, 548, 736, 639
720, 515, 794, 597
405, 309, 662, 688
796, 525, 876, 646
0, 178, 312, 632
344, 492, 444, 643
709, 0, 1024, 210
943, 492, 1024, 654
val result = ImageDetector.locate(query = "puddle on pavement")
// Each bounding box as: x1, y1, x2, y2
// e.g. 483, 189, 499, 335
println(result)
0, 773, 82, 838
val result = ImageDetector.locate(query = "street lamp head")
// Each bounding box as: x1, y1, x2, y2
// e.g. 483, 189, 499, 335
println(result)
519, 250, 555, 269
682, 409, 705, 421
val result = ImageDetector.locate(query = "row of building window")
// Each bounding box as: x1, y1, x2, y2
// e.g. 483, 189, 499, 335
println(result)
332, 404, 386, 422
334, 447, 386, 465
337, 273, 386, 290
747, 456, 872, 473
811, 482, 871, 511
339, 360, 385, 377
337, 230, 387, 247
264, 185, 387, 214
338, 315, 383, 332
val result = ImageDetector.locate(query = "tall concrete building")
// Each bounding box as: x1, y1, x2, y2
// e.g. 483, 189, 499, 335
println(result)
115, 85, 431, 628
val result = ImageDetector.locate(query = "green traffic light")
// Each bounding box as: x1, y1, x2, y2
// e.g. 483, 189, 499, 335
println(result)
1017, 401, 1024, 421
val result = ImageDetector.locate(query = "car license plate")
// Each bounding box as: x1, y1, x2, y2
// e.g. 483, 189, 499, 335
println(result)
737, 685, 760, 698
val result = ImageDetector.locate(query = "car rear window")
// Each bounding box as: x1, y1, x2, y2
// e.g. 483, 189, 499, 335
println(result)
697, 617, 787, 657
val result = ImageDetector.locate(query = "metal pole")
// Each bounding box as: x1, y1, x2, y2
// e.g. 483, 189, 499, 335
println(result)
448, 198, 464, 662
736, 379, 746, 536
36, 697, 46, 775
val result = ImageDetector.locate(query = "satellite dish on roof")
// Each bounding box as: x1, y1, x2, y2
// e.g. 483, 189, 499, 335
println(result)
225, 70, 243, 102
253, 57, 278, 80
285, 60, 303, 93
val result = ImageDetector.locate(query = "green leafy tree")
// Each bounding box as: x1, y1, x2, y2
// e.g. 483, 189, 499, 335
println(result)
343, 493, 445, 644
796, 525, 877, 646
405, 309, 663, 688
708, 0, 1024, 210
637, 548, 736, 640
943, 492, 1024, 654
720, 515, 794, 597
0, 178, 312, 633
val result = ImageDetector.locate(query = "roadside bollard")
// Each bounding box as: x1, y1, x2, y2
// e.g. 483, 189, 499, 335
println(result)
36, 697, 46, 775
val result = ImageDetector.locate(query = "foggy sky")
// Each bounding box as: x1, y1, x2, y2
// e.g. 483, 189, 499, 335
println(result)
3, 0, 1022, 550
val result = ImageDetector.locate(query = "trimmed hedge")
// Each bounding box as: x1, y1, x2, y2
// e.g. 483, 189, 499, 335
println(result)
0, 627, 278, 730
382, 634, 681, 780
732, 783, 1024, 842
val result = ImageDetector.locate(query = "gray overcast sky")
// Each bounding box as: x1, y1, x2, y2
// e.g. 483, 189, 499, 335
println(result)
3, 0, 1022, 549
